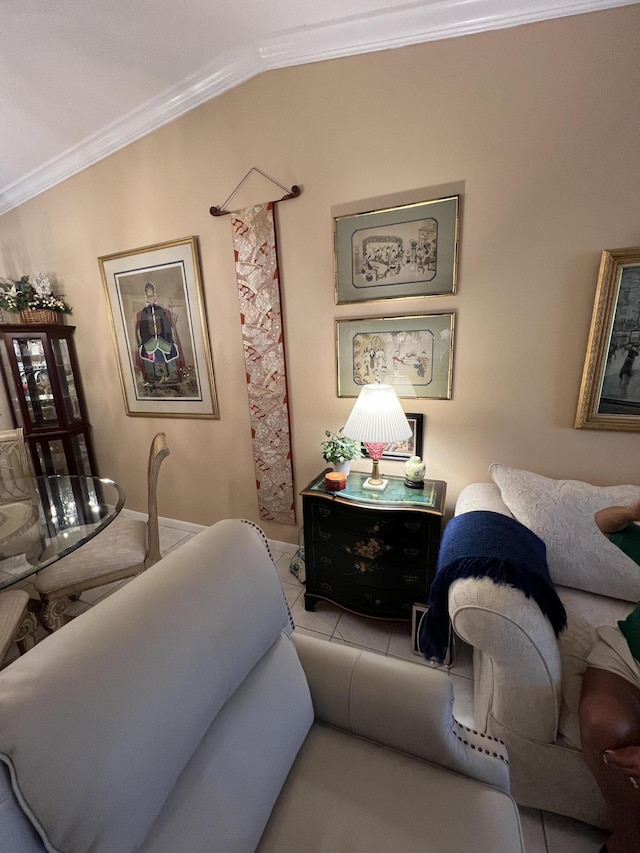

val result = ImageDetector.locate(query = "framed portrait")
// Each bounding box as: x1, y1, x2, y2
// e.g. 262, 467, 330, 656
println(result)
334, 196, 459, 304
99, 236, 219, 418
575, 246, 640, 431
363, 412, 424, 460
336, 314, 455, 399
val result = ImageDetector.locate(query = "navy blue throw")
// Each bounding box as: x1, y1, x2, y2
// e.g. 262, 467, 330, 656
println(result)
420, 510, 567, 663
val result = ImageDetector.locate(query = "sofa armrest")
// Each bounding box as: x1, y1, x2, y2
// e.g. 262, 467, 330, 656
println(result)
449, 577, 562, 742
455, 482, 513, 517
291, 632, 511, 792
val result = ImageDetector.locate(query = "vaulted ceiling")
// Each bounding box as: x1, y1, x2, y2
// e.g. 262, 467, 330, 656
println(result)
0, 0, 634, 214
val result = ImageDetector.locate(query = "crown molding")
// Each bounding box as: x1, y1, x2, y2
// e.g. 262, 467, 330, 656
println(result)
0, 0, 635, 215
0, 47, 264, 216
258, 0, 633, 67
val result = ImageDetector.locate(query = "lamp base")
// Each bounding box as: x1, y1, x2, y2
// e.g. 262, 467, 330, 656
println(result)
362, 477, 389, 491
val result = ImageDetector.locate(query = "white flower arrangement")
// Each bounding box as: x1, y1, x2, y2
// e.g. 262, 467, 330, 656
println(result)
0, 274, 72, 314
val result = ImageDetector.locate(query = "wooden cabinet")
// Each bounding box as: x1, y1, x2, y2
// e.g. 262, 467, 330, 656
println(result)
0, 324, 98, 477
301, 470, 446, 620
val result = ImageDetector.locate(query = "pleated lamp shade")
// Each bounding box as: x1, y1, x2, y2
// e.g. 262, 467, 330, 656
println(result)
343, 384, 412, 444
343, 384, 412, 489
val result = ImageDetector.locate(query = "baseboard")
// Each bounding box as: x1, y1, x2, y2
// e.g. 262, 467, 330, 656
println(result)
120, 509, 206, 534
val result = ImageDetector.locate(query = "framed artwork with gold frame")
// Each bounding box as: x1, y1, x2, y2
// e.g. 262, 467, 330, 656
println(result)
334, 196, 459, 304
99, 236, 219, 418
575, 246, 640, 431
336, 313, 455, 399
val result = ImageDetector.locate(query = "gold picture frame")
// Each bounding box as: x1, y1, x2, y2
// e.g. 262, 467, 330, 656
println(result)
336, 313, 455, 398
575, 246, 640, 431
99, 236, 219, 418
334, 196, 460, 304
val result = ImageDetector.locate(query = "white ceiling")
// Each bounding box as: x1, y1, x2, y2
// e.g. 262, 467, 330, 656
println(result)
0, 0, 635, 214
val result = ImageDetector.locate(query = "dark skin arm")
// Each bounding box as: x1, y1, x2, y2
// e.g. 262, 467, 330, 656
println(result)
592, 500, 640, 785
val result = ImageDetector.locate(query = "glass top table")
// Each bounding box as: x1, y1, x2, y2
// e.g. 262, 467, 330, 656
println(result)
0, 475, 125, 591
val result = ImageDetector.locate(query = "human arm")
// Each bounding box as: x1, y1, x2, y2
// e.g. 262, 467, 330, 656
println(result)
594, 501, 640, 535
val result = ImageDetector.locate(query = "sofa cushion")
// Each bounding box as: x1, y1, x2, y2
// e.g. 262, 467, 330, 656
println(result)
556, 609, 597, 749
489, 465, 640, 601
256, 723, 524, 852
139, 635, 313, 853
0, 519, 306, 853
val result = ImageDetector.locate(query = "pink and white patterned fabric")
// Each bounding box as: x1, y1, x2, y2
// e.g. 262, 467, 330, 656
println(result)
231, 202, 296, 525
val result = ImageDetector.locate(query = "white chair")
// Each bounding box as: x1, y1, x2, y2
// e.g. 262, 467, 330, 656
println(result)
0, 590, 37, 665
35, 433, 170, 631
0, 428, 42, 564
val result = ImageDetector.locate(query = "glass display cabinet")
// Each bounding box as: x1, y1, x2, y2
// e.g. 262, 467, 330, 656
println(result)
0, 325, 98, 478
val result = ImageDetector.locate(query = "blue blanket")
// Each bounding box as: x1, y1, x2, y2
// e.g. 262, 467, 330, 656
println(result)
419, 510, 567, 663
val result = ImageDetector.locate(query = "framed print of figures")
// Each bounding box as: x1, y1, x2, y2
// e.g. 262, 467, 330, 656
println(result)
576, 246, 640, 431
363, 412, 424, 460
99, 236, 219, 418
336, 314, 455, 399
334, 196, 459, 304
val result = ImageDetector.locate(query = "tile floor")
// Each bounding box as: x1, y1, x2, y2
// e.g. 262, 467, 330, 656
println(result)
7, 520, 610, 853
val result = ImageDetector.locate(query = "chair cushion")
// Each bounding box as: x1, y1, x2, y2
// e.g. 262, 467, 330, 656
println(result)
257, 723, 524, 852
489, 464, 640, 601
34, 517, 147, 594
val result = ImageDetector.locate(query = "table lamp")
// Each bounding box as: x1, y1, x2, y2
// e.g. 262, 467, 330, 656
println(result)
343, 383, 412, 491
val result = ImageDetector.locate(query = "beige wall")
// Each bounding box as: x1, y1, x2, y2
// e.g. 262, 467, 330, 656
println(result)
1, 7, 639, 543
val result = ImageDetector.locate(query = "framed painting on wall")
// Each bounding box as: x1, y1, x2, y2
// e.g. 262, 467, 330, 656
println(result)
336, 314, 455, 399
575, 246, 640, 431
334, 196, 459, 304
99, 236, 219, 418
362, 412, 424, 460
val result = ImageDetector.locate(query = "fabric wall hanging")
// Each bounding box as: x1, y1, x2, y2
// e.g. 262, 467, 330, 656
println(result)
230, 202, 295, 525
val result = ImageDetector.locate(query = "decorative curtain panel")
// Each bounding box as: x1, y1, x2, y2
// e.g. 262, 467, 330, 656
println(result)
231, 202, 295, 525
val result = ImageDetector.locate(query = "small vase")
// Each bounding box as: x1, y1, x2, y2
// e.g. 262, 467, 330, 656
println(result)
404, 455, 426, 489
333, 460, 351, 476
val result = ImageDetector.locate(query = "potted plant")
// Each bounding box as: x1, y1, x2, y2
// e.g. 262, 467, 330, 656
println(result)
0, 274, 72, 323
321, 428, 362, 475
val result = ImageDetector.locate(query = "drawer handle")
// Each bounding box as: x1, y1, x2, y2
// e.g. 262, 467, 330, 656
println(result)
319, 507, 332, 518
404, 521, 422, 532
319, 529, 332, 540
402, 574, 420, 585
403, 547, 420, 558
319, 582, 333, 592
320, 556, 333, 568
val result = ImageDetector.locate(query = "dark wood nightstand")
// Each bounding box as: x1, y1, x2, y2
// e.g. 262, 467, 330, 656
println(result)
301, 469, 446, 621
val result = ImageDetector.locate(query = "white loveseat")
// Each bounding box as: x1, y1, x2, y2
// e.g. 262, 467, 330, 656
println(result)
0, 518, 524, 853
448, 465, 640, 829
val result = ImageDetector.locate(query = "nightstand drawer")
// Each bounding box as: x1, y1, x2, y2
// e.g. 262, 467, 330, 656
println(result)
311, 527, 429, 564
311, 501, 432, 539
309, 542, 428, 589
307, 574, 418, 619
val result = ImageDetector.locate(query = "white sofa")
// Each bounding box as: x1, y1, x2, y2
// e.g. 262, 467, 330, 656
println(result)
0, 518, 524, 853
448, 465, 640, 829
